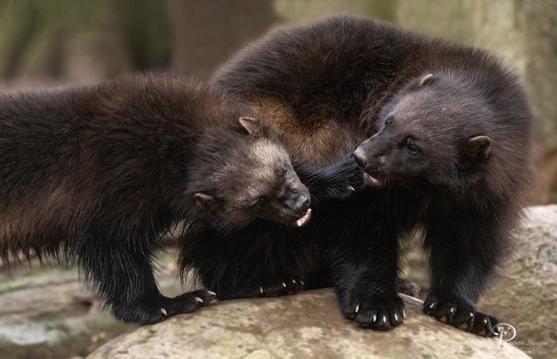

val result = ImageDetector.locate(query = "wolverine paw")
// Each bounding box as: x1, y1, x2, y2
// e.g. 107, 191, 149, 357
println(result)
258, 278, 305, 297
113, 290, 217, 325
162, 289, 217, 317
112, 304, 166, 325
340, 289, 405, 331
423, 294, 499, 337
335, 155, 368, 197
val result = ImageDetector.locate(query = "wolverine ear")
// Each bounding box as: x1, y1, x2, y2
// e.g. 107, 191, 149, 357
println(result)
418, 73, 435, 86
238, 116, 259, 135
193, 192, 215, 209
465, 135, 492, 161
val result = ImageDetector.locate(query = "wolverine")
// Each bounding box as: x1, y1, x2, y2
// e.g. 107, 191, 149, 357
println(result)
213, 16, 533, 336
0, 74, 364, 324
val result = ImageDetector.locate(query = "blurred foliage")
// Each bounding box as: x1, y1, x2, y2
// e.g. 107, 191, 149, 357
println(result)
0, 0, 171, 82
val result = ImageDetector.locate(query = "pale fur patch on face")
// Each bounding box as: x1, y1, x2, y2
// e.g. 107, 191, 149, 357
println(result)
251, 139, 288, 169
205, 140, 287, 209
248, 138, 289, 187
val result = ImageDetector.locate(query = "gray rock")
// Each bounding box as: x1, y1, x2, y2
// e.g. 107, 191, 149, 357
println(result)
480, 205, 557, 359
89, 289, 528, 359
0, 249, 184, 358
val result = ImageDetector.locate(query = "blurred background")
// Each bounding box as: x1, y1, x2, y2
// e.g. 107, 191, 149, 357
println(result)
0, 1, 555, 358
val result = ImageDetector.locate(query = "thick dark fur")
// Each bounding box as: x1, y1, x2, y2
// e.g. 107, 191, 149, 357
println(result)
0, 74, 363, 324
212, 16, 533, 336
180, 158, 364, 299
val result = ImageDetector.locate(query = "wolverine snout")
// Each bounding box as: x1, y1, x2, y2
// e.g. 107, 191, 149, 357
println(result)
354, 138, 388, 171
292, 194, 310, 214
353, 145, 371, 169
353, 149, 367, 168
283, 192, 310, 215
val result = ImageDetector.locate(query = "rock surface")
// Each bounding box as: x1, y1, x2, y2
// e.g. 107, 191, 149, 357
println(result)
479, 205, 557, 359
0, 263, 129, 359
89, 290, 528, 359
0, 250, 184, 358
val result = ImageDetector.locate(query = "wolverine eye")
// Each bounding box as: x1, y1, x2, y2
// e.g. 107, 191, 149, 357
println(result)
406, 138, 420, 154
276, 164, 287, 177
251, 196, 266, 208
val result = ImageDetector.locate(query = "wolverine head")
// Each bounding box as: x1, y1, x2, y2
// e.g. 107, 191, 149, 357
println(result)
353, 73, 494, 191
189, 116, 311, 231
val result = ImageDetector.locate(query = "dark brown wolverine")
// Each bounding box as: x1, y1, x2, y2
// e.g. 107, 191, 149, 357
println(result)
212, 16, 533, 336
0, 74, 363, 324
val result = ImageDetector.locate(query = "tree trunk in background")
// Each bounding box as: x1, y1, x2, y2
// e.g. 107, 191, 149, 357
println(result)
171, 0, 278, 79
519, 0, 557, 149
518, 0, 557, 204
0, 0, 170, 85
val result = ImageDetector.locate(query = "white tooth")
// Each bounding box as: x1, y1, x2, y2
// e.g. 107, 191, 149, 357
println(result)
369, 176, 380, 185
364, 173, 381, 187
295, 208, 312, 227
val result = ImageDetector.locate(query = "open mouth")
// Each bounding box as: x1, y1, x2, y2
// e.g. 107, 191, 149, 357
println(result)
294, 208, 312, 227
363, 173, 383, 187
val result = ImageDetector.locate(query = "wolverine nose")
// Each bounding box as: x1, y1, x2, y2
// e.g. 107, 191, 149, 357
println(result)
293, 194, 310, 214
353, 148, 368, 168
